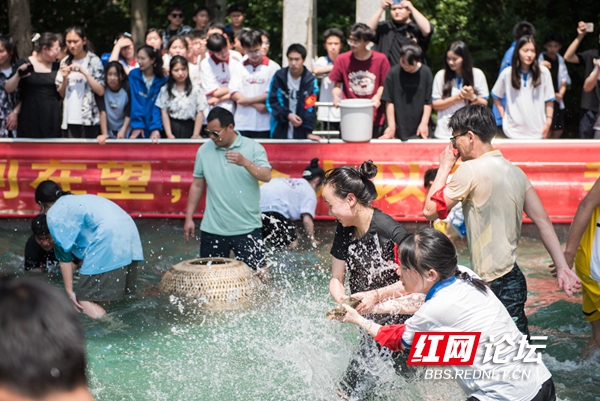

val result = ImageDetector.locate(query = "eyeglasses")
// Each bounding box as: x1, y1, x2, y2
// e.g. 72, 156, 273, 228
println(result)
347, 39, 360, 45
171, 13, 184, 18
246, 48, 262, 56
204, 128, 222, 138
450, 131, 469, 145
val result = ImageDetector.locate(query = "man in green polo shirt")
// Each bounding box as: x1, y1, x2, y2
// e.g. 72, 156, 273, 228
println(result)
184, 107, 272, 272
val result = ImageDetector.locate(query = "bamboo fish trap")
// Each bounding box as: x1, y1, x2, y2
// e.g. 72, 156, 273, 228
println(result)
158, 258, 262, 310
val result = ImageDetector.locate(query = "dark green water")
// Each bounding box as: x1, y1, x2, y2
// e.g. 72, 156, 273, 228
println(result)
0, 219, 597, 400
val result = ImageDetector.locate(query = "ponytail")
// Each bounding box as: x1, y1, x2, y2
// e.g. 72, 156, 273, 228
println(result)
454, 270, 488, 294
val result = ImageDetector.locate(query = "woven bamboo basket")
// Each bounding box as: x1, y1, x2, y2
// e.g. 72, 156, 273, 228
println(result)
158, 257, 262, 310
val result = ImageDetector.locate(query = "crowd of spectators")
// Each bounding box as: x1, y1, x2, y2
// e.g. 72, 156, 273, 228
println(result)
1, 1, 600, 141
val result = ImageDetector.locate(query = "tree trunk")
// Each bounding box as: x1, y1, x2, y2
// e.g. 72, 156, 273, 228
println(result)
206, 0, 227, 23
131, 0, 148, 48
8, 0, 32, 58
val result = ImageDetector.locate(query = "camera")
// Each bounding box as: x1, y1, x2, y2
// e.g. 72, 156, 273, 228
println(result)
18, 63, 34, 78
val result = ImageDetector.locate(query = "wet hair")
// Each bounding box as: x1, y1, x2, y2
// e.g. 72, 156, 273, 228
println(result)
167, 35, 189, 52
303, 158, 325, 186
193, 5, 210, 18
207, 106, 235, 128
398, 228, 489, 293
423, 168, 438, 189
544, 32, 563, 45
448, 104, 497, 144
104, 61, 127, 90
511, 35, 541, 90
286, 43, 307, 60
137, 44, 165, 78
34, 180, 72, 205
0, 276, 88, 398
323, 28, 344, 43
399, 43, 422, 65
512, 21, 536, 42
348, 23, 374, 42
32, 32, 59, 54
442, 41, 476, 99
227, 4, 244, 14
207, 33, 228, 52
64, 26, 89, 63
167, 56, 192, 99
240, 29, 263, 49
31, 214, 50, 236
167, 4, 184, 15
323, 160, 377, 206
0, 35, 18, 64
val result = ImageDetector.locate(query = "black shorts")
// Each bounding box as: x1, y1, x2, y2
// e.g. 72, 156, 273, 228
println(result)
200, 229, 265, 270
261, 211, 297, 249
77, 261, 138, 302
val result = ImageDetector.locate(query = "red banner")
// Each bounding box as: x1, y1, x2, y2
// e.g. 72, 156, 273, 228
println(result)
1, 139, 599, 222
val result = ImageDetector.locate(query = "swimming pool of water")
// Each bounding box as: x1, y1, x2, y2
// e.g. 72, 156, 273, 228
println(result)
0, 219, 597, 400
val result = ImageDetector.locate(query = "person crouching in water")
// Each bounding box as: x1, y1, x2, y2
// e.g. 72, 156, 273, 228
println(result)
35, 180, 143, 318
259, 158, 325, 249
337, 228, 556, 401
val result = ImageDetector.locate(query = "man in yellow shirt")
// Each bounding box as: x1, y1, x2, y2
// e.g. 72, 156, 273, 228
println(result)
423, 105, 580, 336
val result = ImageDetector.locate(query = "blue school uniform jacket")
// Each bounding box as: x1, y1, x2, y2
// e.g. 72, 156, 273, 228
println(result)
266, 67, 318, 139
128, 68, 167, 138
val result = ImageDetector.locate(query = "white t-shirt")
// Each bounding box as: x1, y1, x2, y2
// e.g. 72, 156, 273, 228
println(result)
402, 266, 552, 401
200, 55, 237, 114
229, 57, 280, 131
313, 56, 341, 122
259, 178, 317, 220
1, 67, 12, 78
432, 68, 489, 138
66, 59, 86, 125
287, 71, 302, 139
491, 66, 555, 139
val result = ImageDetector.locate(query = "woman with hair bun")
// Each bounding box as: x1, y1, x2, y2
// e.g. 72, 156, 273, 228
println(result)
337, 228, 556, 401
5, 32, 62, 138
259, 158, 325, 248
322, 160, 413, 400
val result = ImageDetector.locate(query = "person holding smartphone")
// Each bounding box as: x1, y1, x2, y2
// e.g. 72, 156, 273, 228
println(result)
5, 33, 62, 138
564, 21, 600, 139
366, 0, 434, 67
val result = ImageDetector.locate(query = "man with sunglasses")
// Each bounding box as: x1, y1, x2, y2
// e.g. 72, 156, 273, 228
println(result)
184, 107, 272, 275
423, 105, 580, 337
162, 4, 192, 48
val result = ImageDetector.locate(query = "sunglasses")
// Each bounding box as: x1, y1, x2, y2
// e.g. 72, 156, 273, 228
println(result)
171, 13, 184, 18
204, 128, 222, 137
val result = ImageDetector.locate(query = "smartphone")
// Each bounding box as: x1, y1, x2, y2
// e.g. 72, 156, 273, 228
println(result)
392, 0, 402, 4
18, 63, 33, 78
585, 22, 594, 33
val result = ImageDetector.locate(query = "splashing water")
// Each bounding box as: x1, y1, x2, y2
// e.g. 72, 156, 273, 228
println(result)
0, 219, 594, 400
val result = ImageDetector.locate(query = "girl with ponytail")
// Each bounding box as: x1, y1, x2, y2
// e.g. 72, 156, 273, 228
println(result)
336, 228, 556, 401
322, 160, 412, 399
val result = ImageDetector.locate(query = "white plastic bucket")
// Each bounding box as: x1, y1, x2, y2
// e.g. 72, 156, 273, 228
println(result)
339, 99, 374, 142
